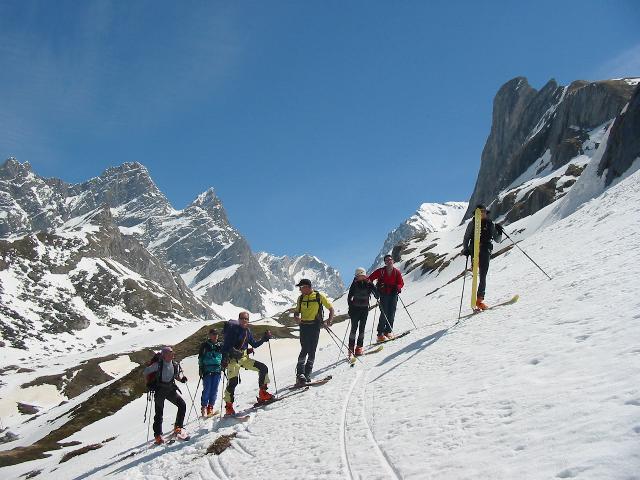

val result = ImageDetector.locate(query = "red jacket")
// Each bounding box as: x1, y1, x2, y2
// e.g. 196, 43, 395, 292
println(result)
369, 267, 404, 295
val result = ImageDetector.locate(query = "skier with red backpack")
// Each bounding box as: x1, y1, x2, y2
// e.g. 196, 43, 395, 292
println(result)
221, 312, 273, 416
368, 254, 404, 342
347, 267, 379, 356
143, 346, 189, 444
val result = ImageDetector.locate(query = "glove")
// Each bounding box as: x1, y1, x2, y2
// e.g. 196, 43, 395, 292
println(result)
495, 223, 504, 234
262, 331, 272, 342
247, 347, 254, 355
324, 318, 333, 327
461, 248, 470, 257
180, 376, 188, 383
397, 288, 401, 294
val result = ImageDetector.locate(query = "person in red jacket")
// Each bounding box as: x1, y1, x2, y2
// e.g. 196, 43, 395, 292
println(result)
368, 254, 404, 341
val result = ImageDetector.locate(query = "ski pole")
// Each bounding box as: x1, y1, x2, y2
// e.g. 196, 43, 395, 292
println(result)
267, 340, 278, 396
184, 380, 202, 428
369, 307, 377, 347
377, 302, 394, 335
336, 319, 349, 363
145, 392, 153, 442
219, 372, 227, 419
398, 294, 417, 329
502, 230, 552, 280
186, 376, 201, 425
325, 325, 367, 366
457, 256, 469, 320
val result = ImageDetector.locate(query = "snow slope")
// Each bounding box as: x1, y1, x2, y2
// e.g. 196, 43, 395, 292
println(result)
2, 168, 639, 479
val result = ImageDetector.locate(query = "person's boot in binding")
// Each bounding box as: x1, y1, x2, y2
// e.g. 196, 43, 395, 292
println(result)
476, 296, 488, 310
225, 401, 235, 416
257, 385, 274, 403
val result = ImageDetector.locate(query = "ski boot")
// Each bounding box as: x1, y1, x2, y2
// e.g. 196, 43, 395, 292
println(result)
201, 406, 207, 418
354, 346, 364, 356
377, 334, 387, 343
225, 401, 236, 416
206, 405, 215, 416
257, 385, 274, 404
154, 435, 164, 445
385, 332, 395, 340
295, 373, 307, 387
476, 297, 488, 310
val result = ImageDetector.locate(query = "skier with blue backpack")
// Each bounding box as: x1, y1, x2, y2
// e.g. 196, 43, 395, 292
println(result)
198, 328, 223, 417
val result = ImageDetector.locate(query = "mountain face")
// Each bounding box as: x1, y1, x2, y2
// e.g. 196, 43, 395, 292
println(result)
0, 160, 343, 315
465, 77, 639, 223
0, 206, 214, 351
370, 202, 467, 271
256, 253, 344, 299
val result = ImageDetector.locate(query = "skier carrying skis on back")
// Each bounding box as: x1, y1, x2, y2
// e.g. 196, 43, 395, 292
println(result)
198, 328, 223, 417
221, 312, 273, 416
368, 254, 404, 342
142, 346, 189, 444
461, 204, 504, 310
347, 267, 379, 356
293, 278, 334, 386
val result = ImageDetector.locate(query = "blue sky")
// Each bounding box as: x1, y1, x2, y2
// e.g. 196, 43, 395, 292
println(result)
1, 1, 638, 280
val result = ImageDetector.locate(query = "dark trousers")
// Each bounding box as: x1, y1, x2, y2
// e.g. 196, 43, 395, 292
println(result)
297, 323, 321, 376
477, 251, 490, 299
201, 372, 221, 407
348, 307, 368, 349
153, 386, 186, 436
377, 294, 398, 334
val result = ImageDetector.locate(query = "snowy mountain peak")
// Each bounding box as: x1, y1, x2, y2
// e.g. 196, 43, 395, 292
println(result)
371, 201, 468, 270
190, 187, 221, 211
256, 251, 345, 301
0, 157, 34, 179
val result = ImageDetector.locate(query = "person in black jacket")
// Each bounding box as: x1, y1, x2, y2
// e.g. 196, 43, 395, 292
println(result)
142, 346, 188, 444
347, 267, 379, 356
462, 204, 503, 310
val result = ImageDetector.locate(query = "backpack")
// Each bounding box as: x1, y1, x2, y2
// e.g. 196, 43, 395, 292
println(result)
350, 281, 372, 307
145, 352, 162, 392
297, 290, 324, 323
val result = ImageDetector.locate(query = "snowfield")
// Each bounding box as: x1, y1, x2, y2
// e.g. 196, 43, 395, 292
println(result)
2, 165, 639, 478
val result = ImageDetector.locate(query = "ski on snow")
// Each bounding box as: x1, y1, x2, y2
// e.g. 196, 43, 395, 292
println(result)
281, 375, 333, 392
373, 330, 411, 345
458, 294, 520, 321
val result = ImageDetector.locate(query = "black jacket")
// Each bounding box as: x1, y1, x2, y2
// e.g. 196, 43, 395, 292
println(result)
347, 279, 379, 309
463, 218, 502, 254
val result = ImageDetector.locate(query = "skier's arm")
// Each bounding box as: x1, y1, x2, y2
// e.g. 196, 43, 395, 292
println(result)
368, 268, 381, 282
248, 329, 265, 349
492, 222, 503, 242
142, 362, 159, 377
396, 271, 404, 293
462, 221, 473, 252
347, 282, 355, 308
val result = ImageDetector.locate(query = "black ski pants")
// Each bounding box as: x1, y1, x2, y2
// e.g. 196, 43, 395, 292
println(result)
153, 385, 186, 437
297, 323, 321, 376
477, 250, 490, 299
348, 307, 368, 349
377, 293, 398, 334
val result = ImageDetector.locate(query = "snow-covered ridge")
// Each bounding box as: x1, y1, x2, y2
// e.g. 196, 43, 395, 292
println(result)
370, 201, 467, 271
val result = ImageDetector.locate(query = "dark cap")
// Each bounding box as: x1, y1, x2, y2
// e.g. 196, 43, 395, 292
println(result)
383, 254, 393, 260
208, 328, 218, 335
295, 278, 312, 287
475, 204, 487, 211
